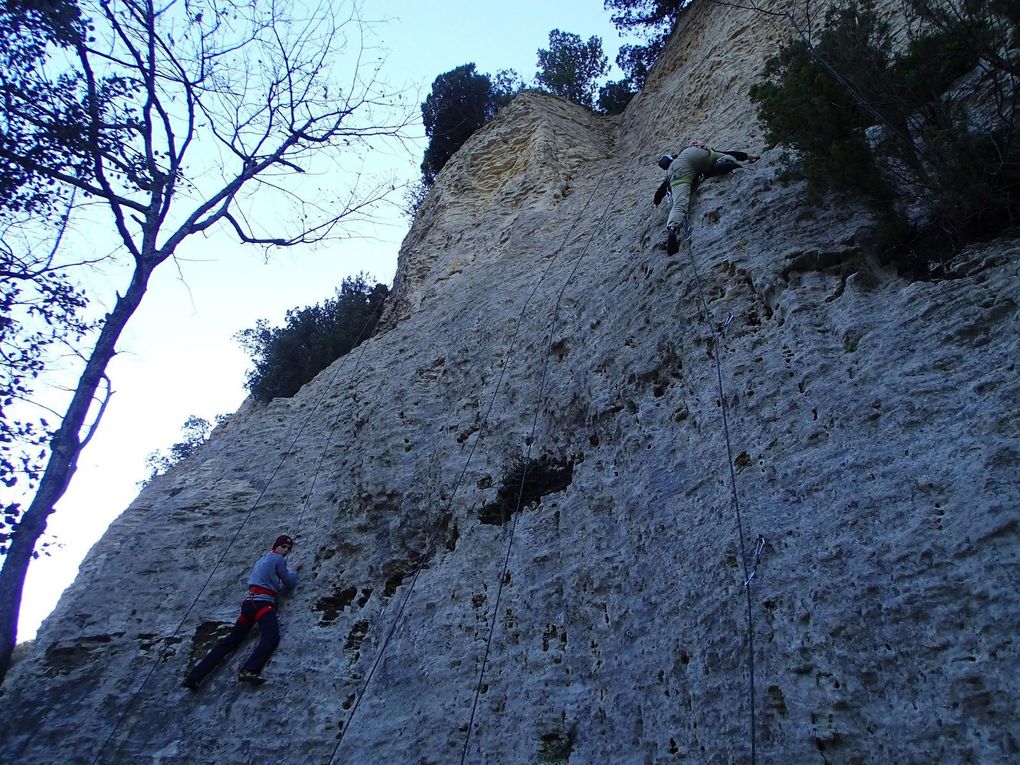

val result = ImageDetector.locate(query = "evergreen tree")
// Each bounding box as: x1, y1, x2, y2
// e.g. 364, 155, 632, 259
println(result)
750, 0, 1019, 266
605, 0, 692, 88
420, 65, 522, 187
535, 30, 609, 110
598, 79, 637, 114
237, 277, 389, 403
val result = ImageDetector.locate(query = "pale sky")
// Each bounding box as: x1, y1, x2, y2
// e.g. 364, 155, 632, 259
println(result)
16, 1, 629, 640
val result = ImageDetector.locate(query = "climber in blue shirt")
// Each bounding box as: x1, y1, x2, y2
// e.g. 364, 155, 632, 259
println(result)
183, 535, 301, 689
653, 140, 760, 254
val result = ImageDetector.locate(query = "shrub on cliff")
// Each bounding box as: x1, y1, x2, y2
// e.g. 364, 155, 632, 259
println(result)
420, 64, 522, 188
144, 415, 225, 483
750, 0, 1019, 271
407, 65, 522, 217
237, 276, 388, 403
597, 79, 637, 115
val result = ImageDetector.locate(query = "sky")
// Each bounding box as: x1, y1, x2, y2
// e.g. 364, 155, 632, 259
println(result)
15, 1, 632, 641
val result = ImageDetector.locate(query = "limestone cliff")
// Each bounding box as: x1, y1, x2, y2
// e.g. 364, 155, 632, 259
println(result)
3, 1, 1018, 763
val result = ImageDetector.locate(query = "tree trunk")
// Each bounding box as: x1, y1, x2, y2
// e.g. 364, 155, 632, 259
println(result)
0, 261, 155, 684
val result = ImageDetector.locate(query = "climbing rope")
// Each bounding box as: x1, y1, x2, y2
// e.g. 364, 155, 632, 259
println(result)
326, 165, 616, 765
459, 178, 623, 764
292, 318, 381, 533
680, 214, 760, 765
90, 303, 383, 765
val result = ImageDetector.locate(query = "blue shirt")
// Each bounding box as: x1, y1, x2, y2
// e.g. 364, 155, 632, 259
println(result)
247, 551, 298, 601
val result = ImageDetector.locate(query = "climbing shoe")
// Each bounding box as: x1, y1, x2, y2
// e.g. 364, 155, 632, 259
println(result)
666, 226, 679, 255
238, 669, 267, 685
182, 676, 199, 692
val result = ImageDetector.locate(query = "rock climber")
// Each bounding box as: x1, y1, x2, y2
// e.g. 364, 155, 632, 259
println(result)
183, 534, 301, 689
653, 140, 760, 254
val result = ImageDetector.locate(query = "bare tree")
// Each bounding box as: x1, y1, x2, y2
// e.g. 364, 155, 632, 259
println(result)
0, 0, 411, 682
1, 199, 94, 515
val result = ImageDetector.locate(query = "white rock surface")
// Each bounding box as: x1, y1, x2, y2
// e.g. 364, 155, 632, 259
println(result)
3, 1, 1018, 763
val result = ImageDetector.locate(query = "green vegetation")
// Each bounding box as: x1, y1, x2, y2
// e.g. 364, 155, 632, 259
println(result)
750, 0, 1019, 273
532, 29, 636, 115
236, 276, 388, 403
597, 79, 638, 115
407, 64, 521, 215
411, 14, 673, 211
605, 0, 692, 88
144, 415, 224, 482
535, 29, 610, 111
420, 64, 522, 188
478, 454, 575, 525
0, 0, 92, 562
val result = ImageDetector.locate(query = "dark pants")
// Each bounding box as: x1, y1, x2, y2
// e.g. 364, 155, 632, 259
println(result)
705, 156, 740, 177
186, 599, 280, 684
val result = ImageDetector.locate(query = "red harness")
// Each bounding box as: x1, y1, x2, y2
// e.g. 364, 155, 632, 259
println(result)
238, 585, 277, 625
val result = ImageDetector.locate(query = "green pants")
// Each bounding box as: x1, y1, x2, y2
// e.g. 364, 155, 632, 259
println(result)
666, 146, 716, 228
665, 146, 738, 229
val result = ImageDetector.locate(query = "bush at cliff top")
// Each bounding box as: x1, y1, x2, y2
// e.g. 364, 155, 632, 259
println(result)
750, 0, 1019, 271
237, 276, 388, 403
420, 64, 521, 188
143, 414, 226, 484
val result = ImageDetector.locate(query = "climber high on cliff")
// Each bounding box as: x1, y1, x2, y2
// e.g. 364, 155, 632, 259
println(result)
653, 141, 760, 255
183, 535, 301, 690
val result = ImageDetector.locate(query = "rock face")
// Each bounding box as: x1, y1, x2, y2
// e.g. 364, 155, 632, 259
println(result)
3, 1, 1019, 763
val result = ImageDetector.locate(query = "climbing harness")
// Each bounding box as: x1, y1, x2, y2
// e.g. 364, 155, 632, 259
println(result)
681, 215, 762, 765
